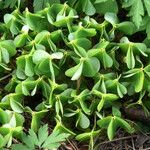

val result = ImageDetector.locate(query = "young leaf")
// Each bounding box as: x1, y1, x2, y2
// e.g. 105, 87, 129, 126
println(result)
107, 118, 115, 140
25, 56, 34, 77
134, 71, 144, 92
97, 97, 105, 112
65, 63, 83, 80
42, 131, 70, 149
83, 57, 100, 77
82, 0, 96, 16
126, 45, 135, 69
115, 117, 133, 133
77, 111, 90, 129
32, 50, 49, 64
143, 0, 150, 16
10, 100, 24, 113
123, 0, 144, 28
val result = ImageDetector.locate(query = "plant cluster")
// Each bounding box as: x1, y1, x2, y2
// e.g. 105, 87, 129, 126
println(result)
1, 0, 150, 149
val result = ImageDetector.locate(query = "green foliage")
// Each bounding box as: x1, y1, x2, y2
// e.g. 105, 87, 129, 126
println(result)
97, 107, 134, 140
1, 0, 150, 149
12, 124, 70, 150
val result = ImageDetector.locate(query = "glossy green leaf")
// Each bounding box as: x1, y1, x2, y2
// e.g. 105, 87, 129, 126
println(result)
97, 96, 105, 112
83, 57, 100, 77
97, 116, 112, 128
25, 56, 34, 77
104, 12, 118, 25
134, 71, 144, 92
117, 22, 135, 35
82, 0, 96, 16
77, 112, 90, 129
10, 100, 24, 113
14, 33, 27, 48
126, 46, 135, 69
75, 130, 100, 141
32, 50, 50, 64
26, 10, 49, 32
115, 117, 133, 133
107, 118, 115, 140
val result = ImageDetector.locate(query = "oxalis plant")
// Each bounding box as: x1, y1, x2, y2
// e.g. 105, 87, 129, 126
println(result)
1, 0, 150, 149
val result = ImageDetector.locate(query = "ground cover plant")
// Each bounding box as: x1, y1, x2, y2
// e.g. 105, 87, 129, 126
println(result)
1, 0, 150, 149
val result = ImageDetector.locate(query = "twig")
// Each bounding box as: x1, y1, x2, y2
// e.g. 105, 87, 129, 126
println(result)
12, 138, 20, 144
0, 72, 13, 81
98, 135, 137, 146
142, 148, 150, 150
67, 139, 79, 150
76, 77, 81, 94
131, 136, 136, 150
124, 140, 128, 150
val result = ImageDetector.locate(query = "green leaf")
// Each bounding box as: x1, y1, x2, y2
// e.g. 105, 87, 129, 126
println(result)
83, 57, 100, 77
134, 71, 144, 92
123, 68, 140, 78
70, 38, 92, 50
31, 110, 48, 132
0, 134, 4, 148
26, 10, 49, 32
3, 133, 12, 148
11, 144, 29, 150
97, 97, 105, 112
14, 33, 27, 48
1, 48, 9, 64
77, 112, 90, 129
32, 50, 49, 64
104, 12, 118, 25
10, 100, 24, 113
21, 132, 35, 149
71, 63, 83, 80
117, 83, 127, 98
146, 22, 150, 39
144, 64, 150, 77
82, 0, 96, 16
51, 52, 63, 59
134, 43, 148, 57
33, 0, 60, 12
69, 28, 96, 40
97, 116, 112, 128
25, 56, 34, 77
126, 45, 135, 69
80, 100, 90, 115
143, 0, 150, 16
0, 109, 9, 124
112, 107, 121, 117
4, 14, 20, 34
28, 129, 39, 146
107, 118, 116, 140
95, 0, 108, 3
115, 117, 133, 133
65, 63, 83, 80
4, 0, 18, 8
75, 130, 100, 141
123, 0, 144, 28
16, 56, 26, 79
101, 51, 113, 69
42, 131, 70, 149
0, 40, 16, 56
95, 0, 118, 14
72, 45, 87, 57
116, 22, 135, 35
22, 84, 30, 96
